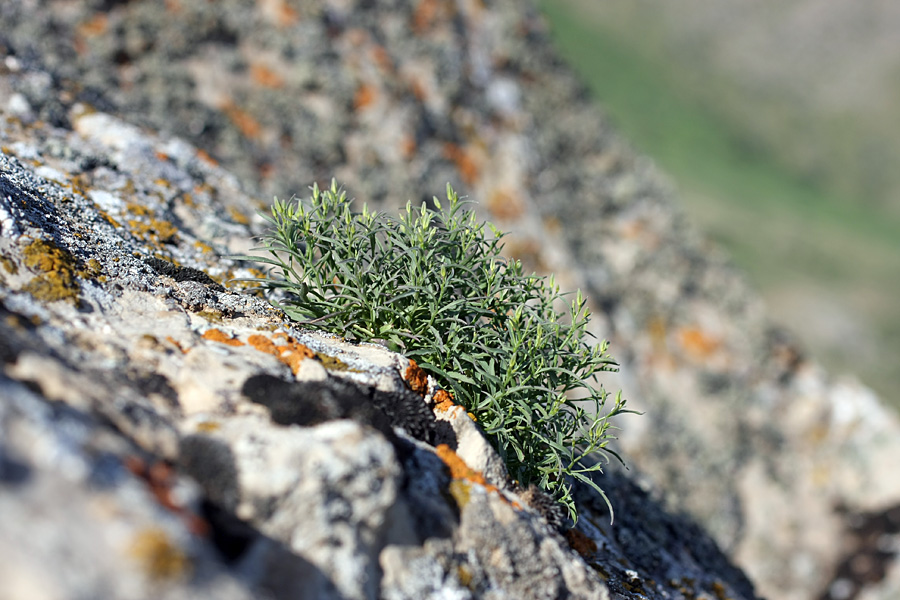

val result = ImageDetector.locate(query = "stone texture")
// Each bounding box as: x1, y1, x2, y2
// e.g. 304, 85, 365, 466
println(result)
0, 89, 759, 598
2, 1, 899, 598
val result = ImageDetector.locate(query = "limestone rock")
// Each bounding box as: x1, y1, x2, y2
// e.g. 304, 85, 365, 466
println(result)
0, 89, 758, 598
3, 0, 900, 598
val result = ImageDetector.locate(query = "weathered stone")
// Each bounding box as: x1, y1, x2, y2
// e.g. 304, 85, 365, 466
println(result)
4, 0, 900, 598
0, 84, 760, 598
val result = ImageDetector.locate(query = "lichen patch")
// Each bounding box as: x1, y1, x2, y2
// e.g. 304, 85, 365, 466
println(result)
247, 333, 315, 375
201, 328, 244, 346
404, 358, 429, 395
21, 239, 80, 304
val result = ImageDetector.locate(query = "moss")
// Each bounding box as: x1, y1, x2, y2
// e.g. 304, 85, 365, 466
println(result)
22, 239, 80, 304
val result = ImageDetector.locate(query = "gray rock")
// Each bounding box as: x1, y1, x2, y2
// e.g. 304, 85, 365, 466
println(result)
4, 1, 899, 598
0, 71, 759, 599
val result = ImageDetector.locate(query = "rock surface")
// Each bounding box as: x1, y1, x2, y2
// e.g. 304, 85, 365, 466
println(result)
0, 95, 759, 598
2, 1, 900, 599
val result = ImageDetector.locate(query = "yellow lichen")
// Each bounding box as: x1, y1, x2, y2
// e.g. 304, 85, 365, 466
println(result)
226, 206, 250, 225
0, 255, 17, 275
77, 257, 105, 282
711, 581, 731, 600
96, 208, 122, 228
127, 218, 178, 245
316, 352, 354, 372
448, 480, 471, 509
456, 565, 474, 589
128, 528, 189, 580
126, 202, 153, 217
193, 240, 214, 254
22, 239, 80, 304
196, 308, 224, 323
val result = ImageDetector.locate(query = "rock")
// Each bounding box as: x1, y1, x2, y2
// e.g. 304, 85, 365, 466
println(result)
0, 87, 759, 598
3, 0, 900, 598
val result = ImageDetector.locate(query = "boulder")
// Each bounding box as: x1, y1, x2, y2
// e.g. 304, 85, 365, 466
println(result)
2, 1, 900, 598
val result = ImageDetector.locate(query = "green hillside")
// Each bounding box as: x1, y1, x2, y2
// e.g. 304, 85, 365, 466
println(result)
539, 0, 900, 407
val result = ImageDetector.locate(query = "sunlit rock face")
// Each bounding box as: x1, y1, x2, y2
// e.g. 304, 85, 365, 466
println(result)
2, 1, 900, 599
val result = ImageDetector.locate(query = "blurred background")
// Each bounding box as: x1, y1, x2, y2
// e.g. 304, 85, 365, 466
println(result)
538, 0, 900, 410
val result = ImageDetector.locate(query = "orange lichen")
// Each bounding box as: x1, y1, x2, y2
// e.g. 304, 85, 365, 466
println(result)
436, 444, 487, 486
435, 444, 520, 509
408, 76, 427, 102
250, 63, 285, 89
124, 456, 208, 537
259, 0, 300, 27
413, 0, 453, 33
195, 149, 218, 166
353, 83, 378, 111
487, 188, 525, 221
77, 13, 108, 38
22, 239, 80, 304
404, 359, 430, 395
165, 336, 189, 354
247, 333, 278, 355
371, 45, 393, 72
248, 333, 314, 375
400, 135, 417, 159
220, 100, 262, 139
202, 329, 244, 346
443, 143, 480, 185
677, 327, 720, 360
565, 529, 598, 557
433, 389, 455, 412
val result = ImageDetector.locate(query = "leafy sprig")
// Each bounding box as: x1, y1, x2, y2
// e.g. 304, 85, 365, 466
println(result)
239, 180, 630, 521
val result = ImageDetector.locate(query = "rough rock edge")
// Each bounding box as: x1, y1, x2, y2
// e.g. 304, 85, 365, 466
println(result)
1, 79, 758, 599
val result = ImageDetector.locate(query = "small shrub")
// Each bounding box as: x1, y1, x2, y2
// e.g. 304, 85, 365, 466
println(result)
240, 180, 631, 521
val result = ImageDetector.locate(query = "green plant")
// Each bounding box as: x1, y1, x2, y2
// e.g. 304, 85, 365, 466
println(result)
240, 180, 630, 521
